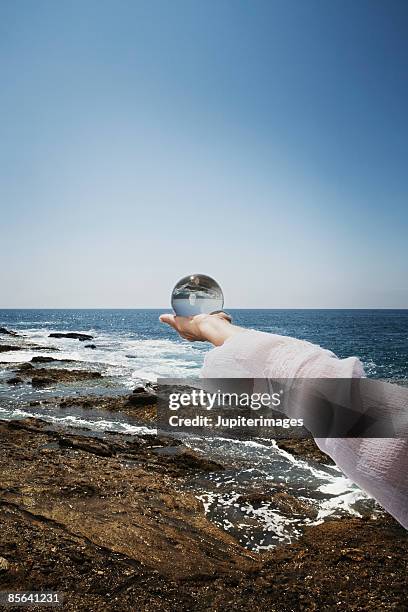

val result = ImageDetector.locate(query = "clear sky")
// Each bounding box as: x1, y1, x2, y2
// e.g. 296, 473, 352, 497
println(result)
1, 0, 407, 308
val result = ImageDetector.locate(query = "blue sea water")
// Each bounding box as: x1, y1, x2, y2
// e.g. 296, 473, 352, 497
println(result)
0, 308, 407, 380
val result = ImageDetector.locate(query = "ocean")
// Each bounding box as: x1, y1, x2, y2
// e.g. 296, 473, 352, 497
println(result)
1, 308, 407, 550
1, 308, 407, 381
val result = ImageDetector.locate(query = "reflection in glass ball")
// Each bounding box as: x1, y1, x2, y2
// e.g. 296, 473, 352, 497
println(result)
171, 274, 224, 316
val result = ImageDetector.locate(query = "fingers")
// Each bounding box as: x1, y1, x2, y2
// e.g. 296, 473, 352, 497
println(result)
159, 314, 192, 334
159, 314, 177, 329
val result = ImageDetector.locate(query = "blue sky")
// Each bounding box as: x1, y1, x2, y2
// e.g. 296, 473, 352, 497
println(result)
1, 0, 407, 308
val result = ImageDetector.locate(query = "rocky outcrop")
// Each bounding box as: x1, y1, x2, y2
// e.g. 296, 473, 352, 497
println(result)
49, 332, 94, 341
0, 345, 22, 353
17, 363, 34, 371
0, 418, 406, 612
29, 345, 60, 351
6, 377, 23, 385
13, 364, 102, 386
0, 419, 245, 583
1, 343, 59, 353
31, 356, 56, 363
0, 327, 19, 336
127, 386, 158, 407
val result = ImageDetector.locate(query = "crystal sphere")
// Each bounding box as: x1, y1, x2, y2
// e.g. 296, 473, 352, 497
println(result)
171, 274, 224, 316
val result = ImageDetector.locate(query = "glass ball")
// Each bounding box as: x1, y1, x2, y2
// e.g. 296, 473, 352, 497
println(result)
171, 274, 224, 316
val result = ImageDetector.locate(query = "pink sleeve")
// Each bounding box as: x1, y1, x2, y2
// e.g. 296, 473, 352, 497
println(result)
201, 329, 408, 530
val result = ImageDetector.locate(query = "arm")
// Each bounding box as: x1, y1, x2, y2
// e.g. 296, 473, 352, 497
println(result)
160, 314, 408, 530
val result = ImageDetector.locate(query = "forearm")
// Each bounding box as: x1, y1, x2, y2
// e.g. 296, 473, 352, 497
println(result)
200, 327, 408, 530
201, 327, 364, 378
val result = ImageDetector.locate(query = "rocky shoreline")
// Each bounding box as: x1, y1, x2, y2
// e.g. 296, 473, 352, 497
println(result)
0, 328, 407, 610
0, 418, 407, 611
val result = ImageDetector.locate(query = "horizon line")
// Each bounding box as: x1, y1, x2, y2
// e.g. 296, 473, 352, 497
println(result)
0, 307, 407, 311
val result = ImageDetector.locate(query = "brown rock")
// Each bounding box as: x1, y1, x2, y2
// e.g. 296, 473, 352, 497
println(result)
0, 556, 10, 572
164, 448, 224, 472
15, 365, 103, 386
31, 356, 57, 363
19, 363, 34, 371
58, 436, 113, 457
0, 418, 407, 611
276, 438, 334, 464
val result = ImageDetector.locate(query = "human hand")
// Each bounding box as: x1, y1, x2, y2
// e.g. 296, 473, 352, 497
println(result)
159, 312, 242, 346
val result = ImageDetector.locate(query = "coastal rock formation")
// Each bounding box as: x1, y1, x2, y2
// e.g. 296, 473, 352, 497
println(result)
55, 391, 158, 423
13, 364, 102, 386
30, 356, 75, 364
0, 418, 250, 583
0, 418, 407, 611
49, 332, 94, 341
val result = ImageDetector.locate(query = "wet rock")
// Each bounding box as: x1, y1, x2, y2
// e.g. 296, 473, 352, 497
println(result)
236, 489, 284, 507
31, 378, 54, 388
58, 436, 113, 457
18, 363, 34, 371
85, 344, 96, 349
49, 332, 94, 341
237, 490, 317, 519
6, 377, 23, 385
31, 356, 56, 363
29, 345, 60, 351
154, 436, 183, 447
58, 395, 129, 413
0, 327, 19, 336
3, 417, 48, 431
269, 491, 318, 519
133, 385, 146, 394
15, 365, 103, 386
128, 387, 157, 407
164, 448, 224, 472
54, 392, 158, 423
0, 345, 22, 352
